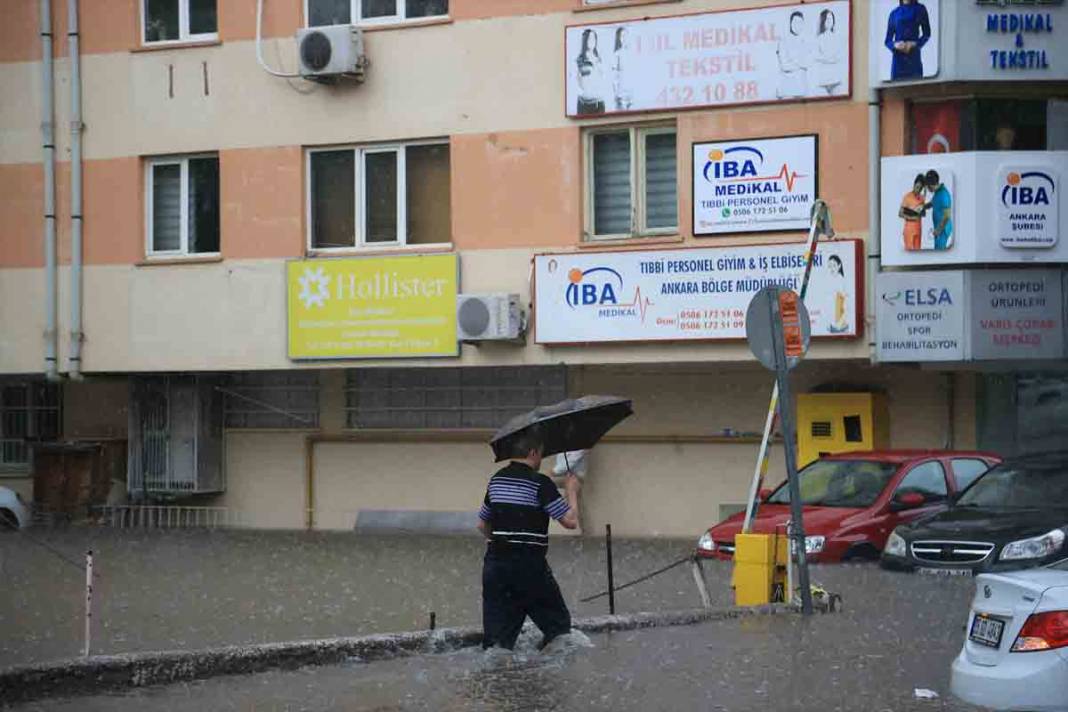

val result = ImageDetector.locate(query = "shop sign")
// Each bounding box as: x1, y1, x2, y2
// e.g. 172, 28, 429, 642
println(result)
286, 254, 459, 360
969, 270, 1065, 360
565, 1, 850, 118
871, 0, 942, 83
533, 240, 861, 344
692, 135, 817, 235
997, 165, 1060, 248
880, 152, 1068, 266
869, 0, 1068, 86
875, 271, 965, 362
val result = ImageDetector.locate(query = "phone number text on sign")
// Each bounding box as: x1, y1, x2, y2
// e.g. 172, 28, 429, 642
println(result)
534, 241, 861, 344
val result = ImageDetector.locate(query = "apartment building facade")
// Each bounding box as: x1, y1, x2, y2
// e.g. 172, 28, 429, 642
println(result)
0, 0, 1064, 537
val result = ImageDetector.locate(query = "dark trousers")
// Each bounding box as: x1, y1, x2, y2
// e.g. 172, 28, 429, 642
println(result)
481, 551, 571, 650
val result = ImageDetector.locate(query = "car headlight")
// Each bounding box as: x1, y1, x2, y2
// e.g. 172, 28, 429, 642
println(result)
885, 530, 907, 557
1000, 529, 1065, 561
697, 532, 715, 552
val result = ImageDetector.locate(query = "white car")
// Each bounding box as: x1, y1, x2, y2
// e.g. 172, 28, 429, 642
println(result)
951, 559, 1068, 711
0, 486, 30, 531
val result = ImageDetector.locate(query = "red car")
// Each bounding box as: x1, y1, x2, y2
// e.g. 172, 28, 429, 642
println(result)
696, 450, 1002, 564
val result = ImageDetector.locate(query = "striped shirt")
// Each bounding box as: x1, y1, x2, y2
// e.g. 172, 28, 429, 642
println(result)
479, 462, 570, 556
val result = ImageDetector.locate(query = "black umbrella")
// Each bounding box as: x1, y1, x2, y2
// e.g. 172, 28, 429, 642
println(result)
489, 395, 633, 462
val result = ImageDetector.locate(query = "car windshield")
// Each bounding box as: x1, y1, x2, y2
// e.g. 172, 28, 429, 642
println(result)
956, 458, 1068, 509
766, 460, 899, 508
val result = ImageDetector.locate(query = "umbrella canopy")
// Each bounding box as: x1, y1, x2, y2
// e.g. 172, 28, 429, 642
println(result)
489, 395, 633, 462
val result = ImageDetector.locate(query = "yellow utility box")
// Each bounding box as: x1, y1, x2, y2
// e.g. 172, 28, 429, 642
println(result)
796, 393, 890, 468
732, 533, 789, 606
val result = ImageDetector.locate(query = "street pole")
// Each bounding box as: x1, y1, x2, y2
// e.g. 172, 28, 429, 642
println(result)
767, 294, 813, 615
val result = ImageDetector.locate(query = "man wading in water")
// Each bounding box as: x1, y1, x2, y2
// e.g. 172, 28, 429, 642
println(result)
477, 428, 582, 649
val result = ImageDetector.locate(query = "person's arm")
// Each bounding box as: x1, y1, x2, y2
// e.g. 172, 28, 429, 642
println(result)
915, 6, 931, 49
541, 474, 581, 530
477, 495, 492, 540
885, 12, 898, 52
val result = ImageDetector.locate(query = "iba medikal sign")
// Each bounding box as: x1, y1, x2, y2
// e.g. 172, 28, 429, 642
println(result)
880, 151, 1067, 267
692, 135, 817, 235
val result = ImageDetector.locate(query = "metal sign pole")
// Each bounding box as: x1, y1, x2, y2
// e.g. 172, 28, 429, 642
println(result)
767, 295, 813, 615
742, 201, 832, 533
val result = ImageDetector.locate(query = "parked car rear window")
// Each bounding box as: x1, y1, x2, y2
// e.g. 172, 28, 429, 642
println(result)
956, 459, 1068, 509
767, 460, 898, 508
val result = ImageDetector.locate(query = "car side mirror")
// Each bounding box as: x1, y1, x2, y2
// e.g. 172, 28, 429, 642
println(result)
758, 488, 773, 502
891, 491, 926, 511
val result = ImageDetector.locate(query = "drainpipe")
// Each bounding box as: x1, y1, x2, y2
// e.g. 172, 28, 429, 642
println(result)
40, 0, 59, 381
67, 0, 84, 380
867, 88, 881, 363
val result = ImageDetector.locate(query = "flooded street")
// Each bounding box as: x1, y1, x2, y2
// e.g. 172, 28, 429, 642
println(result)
2, 529, 984, 710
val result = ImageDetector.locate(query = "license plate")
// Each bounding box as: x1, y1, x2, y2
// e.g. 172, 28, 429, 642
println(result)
969, 614, 1005, 648
917, 567, 973, 577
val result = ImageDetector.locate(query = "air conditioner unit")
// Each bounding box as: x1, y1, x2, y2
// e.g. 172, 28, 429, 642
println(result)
295, 25, 367, 83
457, 294, 525, 342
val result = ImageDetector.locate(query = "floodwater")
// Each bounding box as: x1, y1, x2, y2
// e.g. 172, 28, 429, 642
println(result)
2, 529, 984, 710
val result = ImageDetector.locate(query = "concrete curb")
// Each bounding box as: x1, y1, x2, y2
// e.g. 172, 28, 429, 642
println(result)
0, 604, 788, 704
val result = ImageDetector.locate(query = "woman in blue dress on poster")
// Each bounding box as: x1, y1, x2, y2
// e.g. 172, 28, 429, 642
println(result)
884, 0, 931, 80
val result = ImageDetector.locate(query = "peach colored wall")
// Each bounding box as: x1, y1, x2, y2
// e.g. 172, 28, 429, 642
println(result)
0, 0, 302, 64
679, 102, 871, 237
451, 0, 576, 21
220, 146, 304, 260
82, 158, 142, 265
0, 163, 44, 267
881, 96, 909, 157
451, 129, 582, 250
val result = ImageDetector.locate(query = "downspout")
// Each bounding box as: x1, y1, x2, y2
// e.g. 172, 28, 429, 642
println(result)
40, 0, 59, 381
67, 0, 84, 379
867, 88, 881, 363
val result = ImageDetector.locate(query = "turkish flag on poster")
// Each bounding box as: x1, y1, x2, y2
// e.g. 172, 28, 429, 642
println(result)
912, 101, 963, 154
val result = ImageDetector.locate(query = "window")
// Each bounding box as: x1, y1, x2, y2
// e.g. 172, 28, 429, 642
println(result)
909, 98, 1067, 153
146, 155, 220, 257
345, 367, 566, 429
308, 142, 450, 250
951, 459, 991, 491
307, 0, 448, 26
768, 459, 898, 508
585, 126, 677, 239
222, 372, 320, 430
142, 0, 217, 44
1, 382, 60, 469
894, 461, 948, 501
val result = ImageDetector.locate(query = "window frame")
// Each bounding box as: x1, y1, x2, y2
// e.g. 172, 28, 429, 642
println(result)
0, 382, 61, 472
951, 458, 992, 491
304, 0, 449, 27
305, 140, 450, 252
893, 460, 949, 502
140, 0, 218, 46
583, 124, 678, 241
144, 153, 221, 259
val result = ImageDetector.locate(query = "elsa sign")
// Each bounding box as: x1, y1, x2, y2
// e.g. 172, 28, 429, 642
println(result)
565, 1, 851, 117
693, 135, 818, 235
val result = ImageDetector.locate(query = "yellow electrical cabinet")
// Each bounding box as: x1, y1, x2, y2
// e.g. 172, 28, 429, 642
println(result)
796, 393, 890, 468
732, 533, 789, 606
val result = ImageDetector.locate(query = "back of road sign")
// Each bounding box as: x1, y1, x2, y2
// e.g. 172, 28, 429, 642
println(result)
745, 286, 811, 371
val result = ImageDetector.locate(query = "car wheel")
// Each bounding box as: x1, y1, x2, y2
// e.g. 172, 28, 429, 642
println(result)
0, 508, 18, 532
842, 543, 880, 562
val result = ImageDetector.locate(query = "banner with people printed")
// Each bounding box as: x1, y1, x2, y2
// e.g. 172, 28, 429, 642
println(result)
564, 1, 851, 118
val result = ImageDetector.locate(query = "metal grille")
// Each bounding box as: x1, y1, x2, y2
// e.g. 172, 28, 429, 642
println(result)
0, 381, 61, 468
346, 366, 567, 429
911, 540, 995, 564
222, 371, 319, 429
811, 421, 832, 438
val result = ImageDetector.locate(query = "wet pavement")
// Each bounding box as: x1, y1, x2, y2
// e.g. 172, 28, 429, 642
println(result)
2, 529, 984, 710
